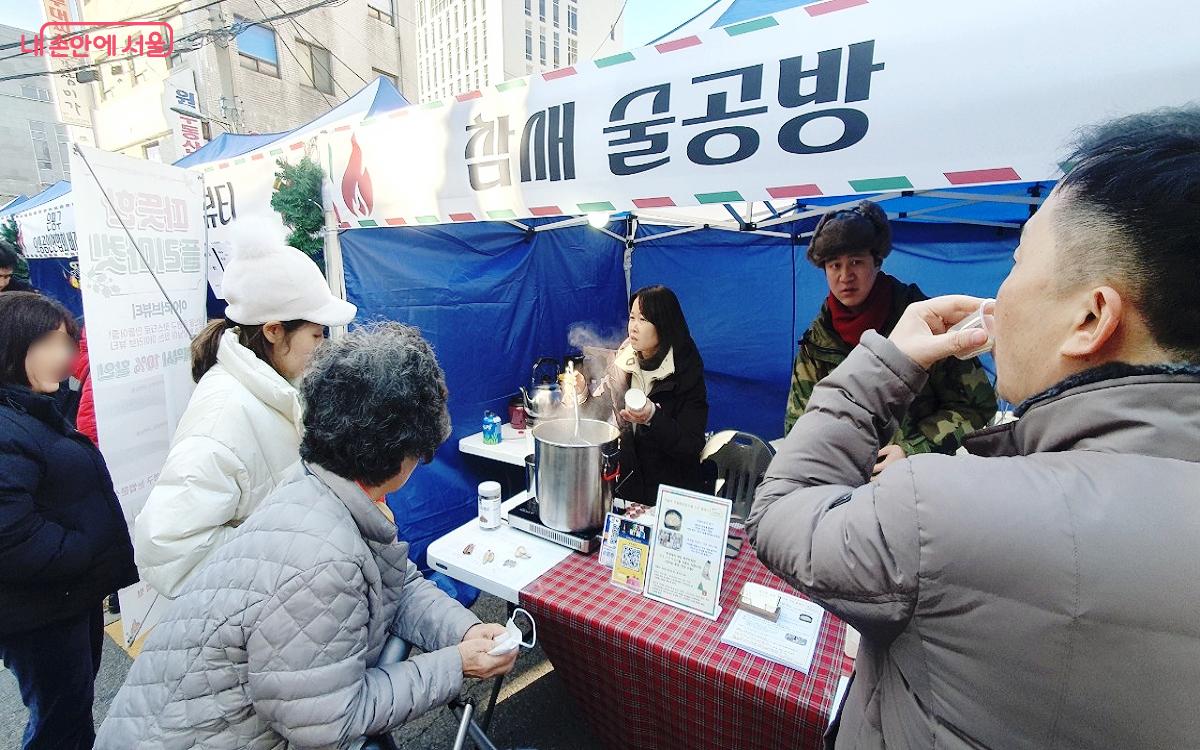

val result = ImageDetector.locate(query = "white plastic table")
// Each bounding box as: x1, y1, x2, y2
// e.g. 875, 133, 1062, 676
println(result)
457, 423, 533, 468
427, 491, 573, 604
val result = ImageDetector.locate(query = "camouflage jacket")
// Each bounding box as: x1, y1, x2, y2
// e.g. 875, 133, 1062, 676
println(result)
784, 277, 997, 454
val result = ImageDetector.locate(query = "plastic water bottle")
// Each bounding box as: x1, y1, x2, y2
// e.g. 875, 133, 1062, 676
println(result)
482, 411, 502, 445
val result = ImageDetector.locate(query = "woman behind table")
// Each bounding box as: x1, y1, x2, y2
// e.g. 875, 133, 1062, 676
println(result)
133, 220, 357, 598
603, 285, 708, 506
97, 323, 517, 749
0, 292, 138, 749
785, 200, 997, 476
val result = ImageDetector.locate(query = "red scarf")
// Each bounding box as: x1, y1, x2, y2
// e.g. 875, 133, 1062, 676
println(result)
828, 274, 894, 347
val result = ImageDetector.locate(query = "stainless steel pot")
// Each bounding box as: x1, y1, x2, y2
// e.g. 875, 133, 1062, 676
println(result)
532, 418, 620, 533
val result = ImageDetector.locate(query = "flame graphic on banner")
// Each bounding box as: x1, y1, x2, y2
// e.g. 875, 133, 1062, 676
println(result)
341, 134, 373, 218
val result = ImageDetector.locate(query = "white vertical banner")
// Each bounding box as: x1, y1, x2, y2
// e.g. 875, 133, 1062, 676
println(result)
163, 69, 208, 162
40, 0, 95, 132
71, 144, 208, 646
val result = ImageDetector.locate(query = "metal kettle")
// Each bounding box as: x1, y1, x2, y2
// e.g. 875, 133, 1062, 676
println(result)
518, 357, 562, 426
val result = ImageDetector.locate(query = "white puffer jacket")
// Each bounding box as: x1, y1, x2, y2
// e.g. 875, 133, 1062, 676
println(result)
134, 329, 304, 598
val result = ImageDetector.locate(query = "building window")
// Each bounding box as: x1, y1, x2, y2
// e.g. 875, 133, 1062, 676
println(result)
372, 67, 398, 87
296, 38, 334, 95
234, 16, 280, 76
539, 0, 546, 22
28, 121, 53, 172
553, 0, 559, 27
539, 32, 546, 64
525, 26, 532, 60
368, 0, 394, 25
553, 32, 559, 66
20, 84, 51, 101
567, 4, 577, 34
143, 141, 161, 162
567, 36, 577, 65
55, 124, 70, 176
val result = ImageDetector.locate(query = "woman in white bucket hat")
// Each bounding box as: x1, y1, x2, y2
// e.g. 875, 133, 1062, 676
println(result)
133, 217, 356, 598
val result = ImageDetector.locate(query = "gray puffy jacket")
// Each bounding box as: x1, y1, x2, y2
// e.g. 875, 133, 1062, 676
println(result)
98, 461, 481, 749
749, 332, 1200, 749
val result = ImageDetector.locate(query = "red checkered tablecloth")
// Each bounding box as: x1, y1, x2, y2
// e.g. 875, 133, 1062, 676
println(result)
519, 536, 854, 750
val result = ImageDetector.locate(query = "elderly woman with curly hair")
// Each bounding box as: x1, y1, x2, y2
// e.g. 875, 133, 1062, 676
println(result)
97, 323, 517, 750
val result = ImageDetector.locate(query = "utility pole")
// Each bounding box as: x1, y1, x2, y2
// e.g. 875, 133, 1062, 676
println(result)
207, 3, 242, 133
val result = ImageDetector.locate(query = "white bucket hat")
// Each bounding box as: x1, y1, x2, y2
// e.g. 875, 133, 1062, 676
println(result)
222, 216, 356, 327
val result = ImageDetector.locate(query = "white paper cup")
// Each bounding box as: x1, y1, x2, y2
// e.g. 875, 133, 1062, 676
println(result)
625, 388, 648, 412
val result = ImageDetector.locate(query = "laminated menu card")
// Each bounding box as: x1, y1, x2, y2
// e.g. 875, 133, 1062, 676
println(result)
643, 485, 733, 620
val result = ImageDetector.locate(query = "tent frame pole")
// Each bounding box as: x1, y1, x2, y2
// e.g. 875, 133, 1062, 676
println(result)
322, 201, 350, 341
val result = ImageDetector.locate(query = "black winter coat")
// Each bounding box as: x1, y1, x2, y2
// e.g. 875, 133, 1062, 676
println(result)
0, 384, 137, 636
616, 345, 708, 506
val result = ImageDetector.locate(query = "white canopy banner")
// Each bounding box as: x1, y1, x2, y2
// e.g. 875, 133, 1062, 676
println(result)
323, 0, 1200, 227
15, 193, 76, 259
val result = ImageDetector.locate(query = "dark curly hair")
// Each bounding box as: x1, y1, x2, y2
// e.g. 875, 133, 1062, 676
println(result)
806, 199, 892, 267
0, 239, 22, 270
299, 322, 451, 485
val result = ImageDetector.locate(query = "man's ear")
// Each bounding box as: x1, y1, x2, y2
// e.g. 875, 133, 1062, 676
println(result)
1060, 286, 1123, 359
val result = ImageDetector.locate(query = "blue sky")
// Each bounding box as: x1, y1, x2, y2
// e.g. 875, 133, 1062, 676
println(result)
1, 2, 46, 33
624, 0, 716, 46
1, 0, 716, 47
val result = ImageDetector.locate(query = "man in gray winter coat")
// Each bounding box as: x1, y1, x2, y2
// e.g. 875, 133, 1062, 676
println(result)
748, 107, 1200, 749
97, 323, 518, 749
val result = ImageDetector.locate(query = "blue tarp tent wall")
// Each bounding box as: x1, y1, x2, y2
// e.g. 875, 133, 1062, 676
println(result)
339, 181, 1040, 571
340, 217, 629, 574
630, 213, 1023, 440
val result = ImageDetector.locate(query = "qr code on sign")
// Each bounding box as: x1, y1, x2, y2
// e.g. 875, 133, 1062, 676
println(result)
620, 545, 643, 570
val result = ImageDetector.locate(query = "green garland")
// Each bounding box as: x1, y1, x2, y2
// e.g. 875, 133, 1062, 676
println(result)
1, 216, 30, 282
270, 156, 326, 271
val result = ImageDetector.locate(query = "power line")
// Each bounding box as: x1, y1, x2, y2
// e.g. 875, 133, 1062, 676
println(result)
0, 0, 186, 51
0, 0, 344, 82
0, 0, 229, 61
252, 0, 339, 107
590, 0, 629, 58
270, 0, 369, 87
269, 2, 355, 98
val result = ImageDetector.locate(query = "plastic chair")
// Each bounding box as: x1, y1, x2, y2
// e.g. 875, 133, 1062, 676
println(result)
361, 635, 528, 750
701, 431, 776, 524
